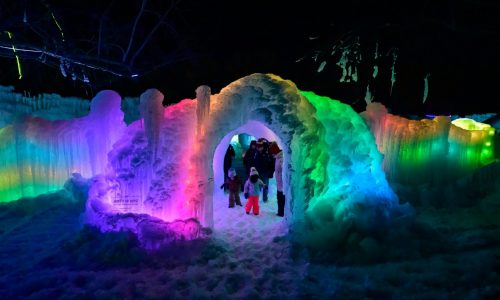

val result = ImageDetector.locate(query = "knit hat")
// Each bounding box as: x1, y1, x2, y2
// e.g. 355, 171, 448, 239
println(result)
228, 168, 236, 178
249, 167, 259, 176
268, 142, 281, 155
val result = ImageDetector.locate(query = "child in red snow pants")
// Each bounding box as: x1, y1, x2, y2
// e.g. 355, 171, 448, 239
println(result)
245, 195, 260, 215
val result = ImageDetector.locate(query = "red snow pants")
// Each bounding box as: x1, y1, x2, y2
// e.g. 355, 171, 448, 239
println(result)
245, 195, 259, 215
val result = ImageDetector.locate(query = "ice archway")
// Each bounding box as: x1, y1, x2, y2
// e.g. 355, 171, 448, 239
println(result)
190, 74, 410, 243
212, 121, 287, 215
82, 73, 410, 247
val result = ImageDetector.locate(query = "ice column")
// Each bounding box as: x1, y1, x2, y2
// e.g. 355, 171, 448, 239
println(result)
139, 89, 164, 161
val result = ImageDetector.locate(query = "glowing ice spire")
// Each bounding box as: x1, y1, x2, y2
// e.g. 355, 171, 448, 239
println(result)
317, 61, 327, 72
337, 49, 349, 82
373, 42, 379, 79
364, 84, 373, 104
390, 51, 397, 95
423, 73, 430, 103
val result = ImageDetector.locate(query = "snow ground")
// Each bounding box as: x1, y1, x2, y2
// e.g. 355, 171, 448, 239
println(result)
1, 186, 500, 299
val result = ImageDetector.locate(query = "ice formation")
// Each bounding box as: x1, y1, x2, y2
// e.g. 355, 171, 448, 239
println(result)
81, 73, 411, 248
0, 90, 125, 202
361, 102, 497, 184
0, 85, 90, 128
7, 73, 496, 248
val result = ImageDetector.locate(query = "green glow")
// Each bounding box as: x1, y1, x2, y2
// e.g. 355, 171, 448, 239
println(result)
5, 31, 22, 79
452, 118, 492, 131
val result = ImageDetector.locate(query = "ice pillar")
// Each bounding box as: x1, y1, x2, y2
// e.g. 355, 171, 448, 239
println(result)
139, 89, 164, 161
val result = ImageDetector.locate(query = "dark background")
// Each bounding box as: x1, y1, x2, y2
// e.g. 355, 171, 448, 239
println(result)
1, 0, 499, 115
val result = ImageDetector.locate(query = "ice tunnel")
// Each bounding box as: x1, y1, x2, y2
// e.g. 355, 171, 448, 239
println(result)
81, 73, 410, 248
212, 121, 286, 213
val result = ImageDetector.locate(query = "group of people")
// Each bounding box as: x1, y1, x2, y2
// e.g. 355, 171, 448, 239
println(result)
221, 138, 285, 217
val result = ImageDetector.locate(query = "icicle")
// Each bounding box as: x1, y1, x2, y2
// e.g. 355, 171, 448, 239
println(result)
195, 85, 211, 137
352, 66, 358, 82
312, 51, 320, 62
317, 61, 327, 73
139, 89, 164, 161
337, 49, 349, 82
59, 58, 67, 77
390, 51, 397, 96
423, 73, 430, 103
364, 84, 373, 105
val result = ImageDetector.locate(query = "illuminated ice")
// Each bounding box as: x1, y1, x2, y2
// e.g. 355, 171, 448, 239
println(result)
83, 74, 412, 248
0, 90, 125, 202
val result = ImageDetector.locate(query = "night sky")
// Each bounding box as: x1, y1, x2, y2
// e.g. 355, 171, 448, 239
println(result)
1, 0, 499, 115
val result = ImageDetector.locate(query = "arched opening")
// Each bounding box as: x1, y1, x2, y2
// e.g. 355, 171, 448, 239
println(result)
211, 120, 288, 234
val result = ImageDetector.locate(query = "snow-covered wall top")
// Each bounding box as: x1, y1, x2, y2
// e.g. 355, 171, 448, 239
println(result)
0, 85, 140, 128
0, 86, 90, 128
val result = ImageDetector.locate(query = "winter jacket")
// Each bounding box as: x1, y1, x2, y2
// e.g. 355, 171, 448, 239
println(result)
253, 150, 273, 179
244, 178, 265, 197
243, 148, 256, 170
221, 176, 242, 193
274, 151, 283, 192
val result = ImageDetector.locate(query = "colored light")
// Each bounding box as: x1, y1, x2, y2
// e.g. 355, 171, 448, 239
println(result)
5, 31, 23, 79
51, 13, 65, 42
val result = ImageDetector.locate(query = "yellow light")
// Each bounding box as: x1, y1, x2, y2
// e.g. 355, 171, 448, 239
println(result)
51, 13, 65, 42
5, 31, 22, 79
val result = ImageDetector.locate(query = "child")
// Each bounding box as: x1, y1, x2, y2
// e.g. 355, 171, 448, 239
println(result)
220, 168, 242, 208
243, 167, 267, 215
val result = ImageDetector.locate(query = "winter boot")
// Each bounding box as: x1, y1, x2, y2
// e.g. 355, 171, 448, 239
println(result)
277, 191, 285, 217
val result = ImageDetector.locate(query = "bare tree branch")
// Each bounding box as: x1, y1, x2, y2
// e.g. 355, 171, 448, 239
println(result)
122, 0, 148, 63
129, 0, 181, 67
97, 1, 116, 58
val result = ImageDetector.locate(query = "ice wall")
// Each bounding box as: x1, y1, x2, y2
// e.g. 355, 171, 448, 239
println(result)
86, 91, 198, 224
299, 91, 410, 247
0, 85, 90, 128
0, 85, 141, 128
80, 74, 413, 249
0, 90, 126, 202
361, 102, 497, 184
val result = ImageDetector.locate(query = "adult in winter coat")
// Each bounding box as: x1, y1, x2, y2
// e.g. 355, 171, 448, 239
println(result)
269, 142, 285, 217
223, 144, 236, 183
243, 167, 266, 215
243, 140, 257, 179
253, 140, 273, 202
